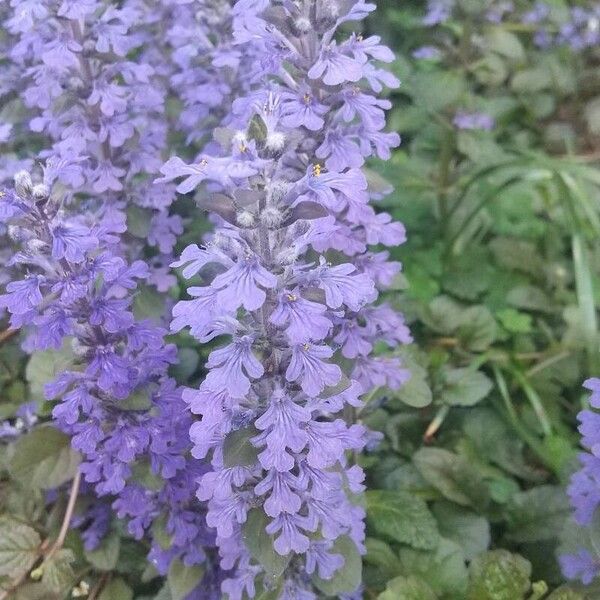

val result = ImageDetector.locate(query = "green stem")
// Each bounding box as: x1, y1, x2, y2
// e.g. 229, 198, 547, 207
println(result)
512, 370, 552, 437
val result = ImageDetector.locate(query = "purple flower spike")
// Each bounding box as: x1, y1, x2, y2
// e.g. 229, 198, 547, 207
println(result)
164, 0, 411, 595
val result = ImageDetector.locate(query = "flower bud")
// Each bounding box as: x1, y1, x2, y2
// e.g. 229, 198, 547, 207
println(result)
237, 210, 255, 227
32, 183, 50, 201
261, 206, 283, 228
14, 170, 32, 197
265, 131, 286, 153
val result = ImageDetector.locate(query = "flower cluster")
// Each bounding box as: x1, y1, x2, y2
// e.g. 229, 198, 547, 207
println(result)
160, 0, 411, 597
0, 171, 213, 579
526, 4, 600, 51
561, 378, 600, 584
2, 0, 182, 285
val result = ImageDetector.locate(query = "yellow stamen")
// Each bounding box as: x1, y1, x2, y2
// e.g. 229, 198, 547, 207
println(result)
312, 163, 322, 177
286, 293, 297, 302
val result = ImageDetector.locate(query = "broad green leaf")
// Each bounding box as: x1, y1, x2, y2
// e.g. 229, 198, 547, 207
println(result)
505, 485, 569, 543
467, 550, 531, 600
432, 502, 490, 561
0, 517, 41, 578
378, 575, 437, 600
85, 531, 120, 571
98, 577, 133, 600
26, 343, 74, 401
506, 285, 553, 313
420, 296, 464, 335
9, 426, 81, 489
364, 538, 401, 574
440, 368, 493, 407
42, 549, 75, 594
546, 587, 585, 600
472, 53, 508, 86
512, 67, 551, 93
223, 426, 259, 468
456, 132, 507, 166
456, 306, 496, 352
496, 308, 532, 334
409, 71, 465, 112
399, 539, 468, 598
392, 348, 432, 408
366, 490, 440, 550
168, 559, 204, 600
313, 536, 362, 596
485, 29, 525, 61
395, 374, 432, 409
242, 510, 290, 579
462, 408, 543, 481
413, 448, 489, 508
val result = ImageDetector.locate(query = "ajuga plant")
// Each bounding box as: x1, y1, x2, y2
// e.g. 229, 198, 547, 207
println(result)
2, 0, 182, 285
0, 170, 218, 587
159, 0, 411, 597
561, 378, 600, 584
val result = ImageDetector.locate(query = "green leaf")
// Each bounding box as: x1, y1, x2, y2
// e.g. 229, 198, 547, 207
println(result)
313, 536, 362, 596
409, 71, 465, 112
127, 205, 152, 238
42, 549, 75, 594
505, 485, 569, 543
9, 426, 81, 490
366, 490, 440, 550
120, 388, 153, 411
512, 67, 551, 93
395, 374, 432, 409
506, 285, 553, 313
130, 459, 164, 492
496, 308, 532, 334
98, 577, 133, 600
222, 426, 259, 468
413, 448, 489, 508
85, 531, 120, 571
440, 368, 493, 407
133, 285, 166, 321
170, 348, 199, 383
432, 502, 490, 561
546, 586, 586, 600
485, 28, 525, 61
0, 517, 41, 578
364, 538, 401, 575
168, 559, 204, 600
399, 539, 468, 598
25, 343, 74, 401
467, 550, 531, 600
420, 296, 464, 335
462, 408, 542, 481
393, 347, 432, 408
248, 113, 268, 143
456, 306, 496, 352
242, 510, 290, 579
378, 575, 437, 600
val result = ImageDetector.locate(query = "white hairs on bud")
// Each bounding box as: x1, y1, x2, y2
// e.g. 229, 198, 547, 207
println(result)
237, 210, 255, 227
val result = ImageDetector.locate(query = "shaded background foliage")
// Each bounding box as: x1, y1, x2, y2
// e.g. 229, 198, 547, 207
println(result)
1, 0, 600, 599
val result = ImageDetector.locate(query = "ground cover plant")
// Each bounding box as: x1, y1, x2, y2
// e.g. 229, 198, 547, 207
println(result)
0, 1, 600, 599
